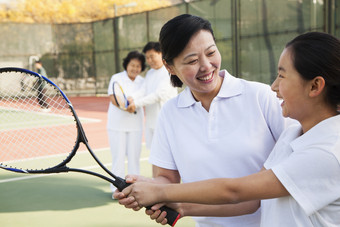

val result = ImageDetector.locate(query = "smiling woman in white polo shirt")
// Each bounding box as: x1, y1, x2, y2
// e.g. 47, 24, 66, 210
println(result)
114, 14, 294, 227
123, 32, 340, 227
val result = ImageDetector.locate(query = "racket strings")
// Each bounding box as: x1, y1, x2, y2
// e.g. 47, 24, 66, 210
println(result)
0, 70, 78, 170
113, 83, 128, 109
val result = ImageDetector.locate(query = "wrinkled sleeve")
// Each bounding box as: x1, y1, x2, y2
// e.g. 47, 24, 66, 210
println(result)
272, 148, 340, 216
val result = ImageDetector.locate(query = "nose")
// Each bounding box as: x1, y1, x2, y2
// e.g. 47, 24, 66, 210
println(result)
271, 77, 279, 92
199, 57, 211, 72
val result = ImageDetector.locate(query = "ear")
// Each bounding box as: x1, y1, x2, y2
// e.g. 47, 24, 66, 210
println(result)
163, 60, 176, 75
309, 76, 325, 98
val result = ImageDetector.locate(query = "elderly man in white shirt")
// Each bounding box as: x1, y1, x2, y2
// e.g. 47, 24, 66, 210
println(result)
127, 42, 177, 149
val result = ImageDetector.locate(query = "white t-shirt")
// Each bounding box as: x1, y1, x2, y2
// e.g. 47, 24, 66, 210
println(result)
132, 65, 178, 130
150, 70, 294, 227
262, 114, 340, 227
107, 71, 144, 131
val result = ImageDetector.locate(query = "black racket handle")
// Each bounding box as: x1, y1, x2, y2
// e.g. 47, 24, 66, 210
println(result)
115, 177, 181, 226
145, 205, 181, 226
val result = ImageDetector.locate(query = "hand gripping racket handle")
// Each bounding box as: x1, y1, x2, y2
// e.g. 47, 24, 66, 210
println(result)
145, 205, 181, 226
115, 177, 181, 226
126, 100, 137, 114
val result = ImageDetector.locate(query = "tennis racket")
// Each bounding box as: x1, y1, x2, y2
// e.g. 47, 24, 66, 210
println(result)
112, 81, 136, 114
0, 67, 180, 226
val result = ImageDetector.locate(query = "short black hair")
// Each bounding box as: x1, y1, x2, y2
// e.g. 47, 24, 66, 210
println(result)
122, 51, 146, 72
286, 32, 340, 110
159, 14, 215, 87
143, 42, 161, 53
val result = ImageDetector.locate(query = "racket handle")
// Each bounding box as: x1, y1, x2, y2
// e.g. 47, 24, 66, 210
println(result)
115, 177, 131, 191
114, 177, 181, 226
145, 205, 181, 227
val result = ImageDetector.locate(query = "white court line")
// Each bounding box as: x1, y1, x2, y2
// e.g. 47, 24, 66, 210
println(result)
0, 153, 149, 184
4, 147, 110, 164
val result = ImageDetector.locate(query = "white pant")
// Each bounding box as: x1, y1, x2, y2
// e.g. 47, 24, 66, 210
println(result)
108, 129, 142, 192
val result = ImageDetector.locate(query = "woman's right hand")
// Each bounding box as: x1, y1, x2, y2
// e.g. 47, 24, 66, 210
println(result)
126, 97, 136, 113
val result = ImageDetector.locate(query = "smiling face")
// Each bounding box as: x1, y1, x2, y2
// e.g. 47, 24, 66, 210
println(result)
126, 58, 142, 81
271, 48, 311, 121
165, 30, 222, 101
145, 49, 163, 70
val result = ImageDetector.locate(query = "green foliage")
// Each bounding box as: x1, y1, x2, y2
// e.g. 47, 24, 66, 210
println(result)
0, 0, 172, 23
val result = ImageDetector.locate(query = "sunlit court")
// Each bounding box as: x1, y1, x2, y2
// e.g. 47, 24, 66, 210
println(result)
0, 95, 194, 226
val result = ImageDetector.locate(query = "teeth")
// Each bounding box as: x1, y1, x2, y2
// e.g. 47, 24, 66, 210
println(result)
199, 72, 213, 81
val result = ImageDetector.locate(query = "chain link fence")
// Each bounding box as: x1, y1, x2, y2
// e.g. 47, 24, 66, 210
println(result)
0, 0, 339, 96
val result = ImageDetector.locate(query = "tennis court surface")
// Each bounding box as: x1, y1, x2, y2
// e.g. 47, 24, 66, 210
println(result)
0, 96, 194, 227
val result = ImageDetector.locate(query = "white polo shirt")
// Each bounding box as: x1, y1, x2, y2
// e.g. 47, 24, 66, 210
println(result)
132, 65, 178, 130
262, 114, 340, 227
107, 71, 144, 131
150, 70, 294, 227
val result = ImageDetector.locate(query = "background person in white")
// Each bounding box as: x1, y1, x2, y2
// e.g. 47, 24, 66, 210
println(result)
127, 42, 177, 150
122, 32, 340, 227
107, 51, 145, 192
114, 14, 295, 227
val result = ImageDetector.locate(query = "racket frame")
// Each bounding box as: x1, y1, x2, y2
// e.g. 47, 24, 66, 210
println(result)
0, 67, 128, 191
112, 81, 136, 114
112, 81, 129, 110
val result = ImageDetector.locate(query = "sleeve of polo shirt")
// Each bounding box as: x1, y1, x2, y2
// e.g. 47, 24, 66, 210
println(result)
271, 148, 340, 216
149, 105, 177, 170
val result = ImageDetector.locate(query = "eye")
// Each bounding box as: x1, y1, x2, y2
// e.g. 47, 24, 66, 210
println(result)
207, 50, 215, 56
186, 59, 198, 65
277, 73, 284, 79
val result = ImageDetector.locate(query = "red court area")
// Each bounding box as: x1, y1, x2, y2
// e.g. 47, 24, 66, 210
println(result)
69, 96, 110, 150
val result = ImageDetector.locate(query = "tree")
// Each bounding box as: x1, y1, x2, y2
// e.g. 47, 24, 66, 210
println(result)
0, 0, 172, 23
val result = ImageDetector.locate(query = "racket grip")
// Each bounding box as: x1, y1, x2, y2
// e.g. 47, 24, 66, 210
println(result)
115, 178, 180, 226
146, 205, 181, 227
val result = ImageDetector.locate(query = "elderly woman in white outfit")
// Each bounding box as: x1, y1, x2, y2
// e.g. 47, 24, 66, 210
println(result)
107, 51, 145, 192
123, 32, 340, 227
